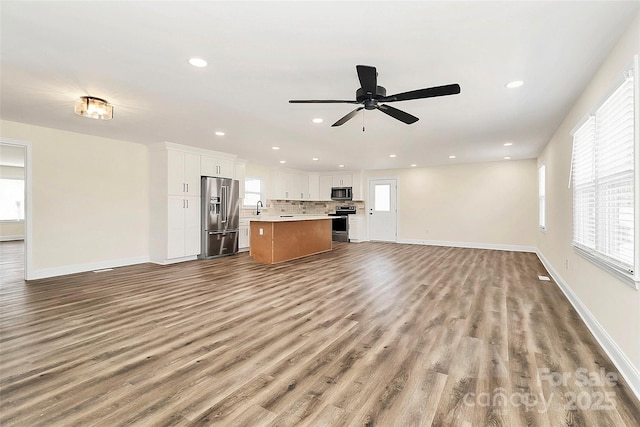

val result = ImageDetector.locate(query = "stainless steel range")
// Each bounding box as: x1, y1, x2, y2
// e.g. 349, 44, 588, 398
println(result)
328, 205, 357, 242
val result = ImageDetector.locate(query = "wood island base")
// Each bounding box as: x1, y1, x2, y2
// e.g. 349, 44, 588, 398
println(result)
249, 217, 332, 264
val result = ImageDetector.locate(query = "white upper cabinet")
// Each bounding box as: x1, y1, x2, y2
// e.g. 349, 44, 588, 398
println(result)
201, 155, 234, 178
272, 170, 295, 199
319, 175, 333, 201
332, 175, 352, 187
351, 172, 362, 200
168, 150, 200, 196
294, 173, 310, 200
308, 174, 320, 200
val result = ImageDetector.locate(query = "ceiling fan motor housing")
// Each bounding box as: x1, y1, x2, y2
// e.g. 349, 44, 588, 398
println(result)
356, 86, 386, 109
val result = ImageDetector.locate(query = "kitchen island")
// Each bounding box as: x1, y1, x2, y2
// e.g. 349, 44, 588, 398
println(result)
249, 216, 332, 264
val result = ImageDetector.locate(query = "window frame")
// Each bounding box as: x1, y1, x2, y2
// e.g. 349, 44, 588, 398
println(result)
538, 163, 546, 231
570, 55, 639, 289
243, 176, 264, 208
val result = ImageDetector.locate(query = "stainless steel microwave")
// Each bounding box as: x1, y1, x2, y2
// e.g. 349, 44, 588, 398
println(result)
331, 187, 352, 201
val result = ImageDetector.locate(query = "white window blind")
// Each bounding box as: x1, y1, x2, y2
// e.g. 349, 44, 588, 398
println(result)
572, 69, 635, 273
538, 164, 546, 229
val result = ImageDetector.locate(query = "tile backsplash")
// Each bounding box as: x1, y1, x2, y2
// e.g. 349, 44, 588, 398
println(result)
241, 199, 365, 217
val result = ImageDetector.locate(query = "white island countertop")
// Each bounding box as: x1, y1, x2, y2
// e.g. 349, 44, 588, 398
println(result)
248, 215, 331, 222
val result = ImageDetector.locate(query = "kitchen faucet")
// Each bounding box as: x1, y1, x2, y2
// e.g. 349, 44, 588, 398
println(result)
256, 200, 264, 215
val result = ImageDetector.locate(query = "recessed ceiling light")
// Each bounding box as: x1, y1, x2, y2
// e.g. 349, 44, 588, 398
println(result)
188, 58, 207, 68
339, 164, 345, 168
504, 156, 512, 160
503, 142, 513, 146
411, 164, 417, 167
272, 146, 280, 150
505, 80, 524, 89
389, 154, 397, 158
312, 118, 323, 124
280, 160, 286, 164
215, 131, 225, 136
312, 157, 319, 161
449, 155, 456, 159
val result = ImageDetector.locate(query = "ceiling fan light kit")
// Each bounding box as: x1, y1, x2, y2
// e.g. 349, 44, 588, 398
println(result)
289, 65, 460, 127
74, 96, 113, 120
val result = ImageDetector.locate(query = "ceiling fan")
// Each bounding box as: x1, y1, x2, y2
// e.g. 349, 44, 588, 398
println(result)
289, 65, 461, 127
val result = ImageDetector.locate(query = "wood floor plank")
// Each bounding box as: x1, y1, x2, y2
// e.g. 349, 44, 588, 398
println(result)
1, 241, 639, 426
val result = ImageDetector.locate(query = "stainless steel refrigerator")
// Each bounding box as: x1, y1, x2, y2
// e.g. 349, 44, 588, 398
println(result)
199, 176, 240, 259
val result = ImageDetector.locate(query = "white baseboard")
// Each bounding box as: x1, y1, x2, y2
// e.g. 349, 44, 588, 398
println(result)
29, 256, 150, 280
536, 250, 640, 402
398, 238, 536, 253
0, 235, 24, 241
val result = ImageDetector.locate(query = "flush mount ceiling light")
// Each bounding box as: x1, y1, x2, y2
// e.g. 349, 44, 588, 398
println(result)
279, 160, 286, 164
505, 80, 524, 89
312, 118, 323, 124
449, 155, 456, 159
74, 96, 113, 120
189, 58, 207, 67
214, 131, 225, 136
339, 164, 345, 168
312, 157, 319, 161
272, 146, 280, 150
504, 142, 513, 146
410, 164, 417, 167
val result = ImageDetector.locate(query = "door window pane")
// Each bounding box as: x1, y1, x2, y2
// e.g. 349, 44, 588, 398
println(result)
374, 184, 390, 211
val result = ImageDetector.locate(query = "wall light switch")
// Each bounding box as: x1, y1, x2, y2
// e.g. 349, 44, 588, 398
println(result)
259, 228, 264, 235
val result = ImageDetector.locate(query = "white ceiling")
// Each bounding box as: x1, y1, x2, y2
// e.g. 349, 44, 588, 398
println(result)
1, 1, 638, 171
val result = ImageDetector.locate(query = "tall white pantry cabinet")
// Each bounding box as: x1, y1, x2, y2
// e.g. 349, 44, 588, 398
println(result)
149, 142, 241, 264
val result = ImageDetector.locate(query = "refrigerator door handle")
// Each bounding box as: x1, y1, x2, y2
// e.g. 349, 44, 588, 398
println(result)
221, 185, 228, 224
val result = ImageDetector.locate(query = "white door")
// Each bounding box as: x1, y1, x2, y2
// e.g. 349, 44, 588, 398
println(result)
368, 179, 397, 242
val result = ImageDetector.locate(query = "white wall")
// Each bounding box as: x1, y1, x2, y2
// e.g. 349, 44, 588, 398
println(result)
0, 120, 149, 278
364, 159, 538, 250
537, 13, 640, 394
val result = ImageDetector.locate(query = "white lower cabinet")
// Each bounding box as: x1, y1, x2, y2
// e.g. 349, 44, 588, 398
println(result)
349, 215, 366, 242
167, 196, 201, 259
239, 219, 250, 251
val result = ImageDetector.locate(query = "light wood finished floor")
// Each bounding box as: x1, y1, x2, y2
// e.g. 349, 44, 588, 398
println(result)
1, 241, 639, 426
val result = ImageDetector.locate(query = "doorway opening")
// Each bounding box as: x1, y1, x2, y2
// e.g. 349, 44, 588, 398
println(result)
0, 141, 31, 281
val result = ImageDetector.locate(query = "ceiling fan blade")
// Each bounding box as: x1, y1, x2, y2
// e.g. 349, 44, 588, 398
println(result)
381, 83, 461, 102
332, 107, 364, 127
356, 65, 377, 95
289, 99, 359, 104
378, 104, 419, 124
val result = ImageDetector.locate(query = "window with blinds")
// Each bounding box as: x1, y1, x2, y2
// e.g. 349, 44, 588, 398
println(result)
538, 164, 546, 230
571, 61, 636, 279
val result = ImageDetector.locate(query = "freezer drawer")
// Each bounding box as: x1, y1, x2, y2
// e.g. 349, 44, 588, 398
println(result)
201, 230, 238, 259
